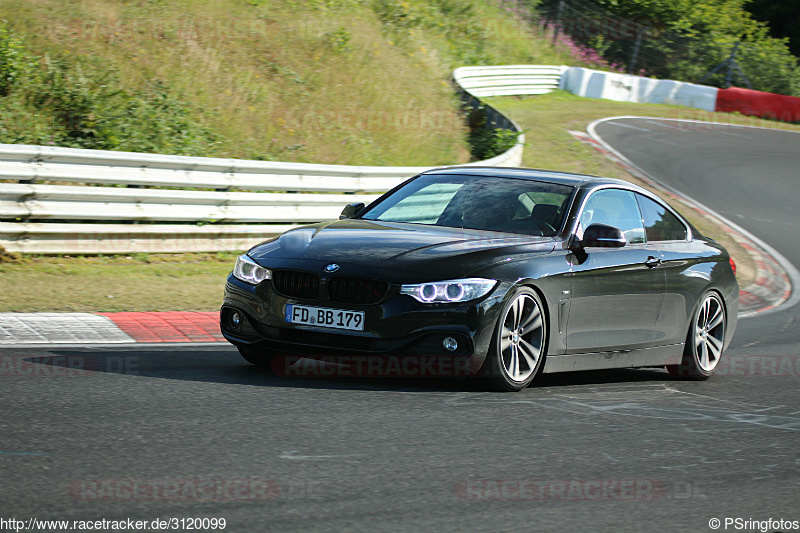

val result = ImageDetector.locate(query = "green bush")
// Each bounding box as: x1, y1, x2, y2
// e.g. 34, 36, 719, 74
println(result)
469, 126, 520, 160
372, 0, 490, 64
28, 56, 124, 148
325, 27, 353, 54
109, 80, 220, 155
0, 47, 219, 154
737, 39, 800, 97
0, 21, 32, 96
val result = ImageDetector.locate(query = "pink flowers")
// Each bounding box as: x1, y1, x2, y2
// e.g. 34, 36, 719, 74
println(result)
543, 20, 627, 73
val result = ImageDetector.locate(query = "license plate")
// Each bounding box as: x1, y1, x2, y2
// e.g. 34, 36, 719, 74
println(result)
285, 304, 365, 331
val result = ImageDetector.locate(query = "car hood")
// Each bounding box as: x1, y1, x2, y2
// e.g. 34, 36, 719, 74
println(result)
248, 219, 556, 280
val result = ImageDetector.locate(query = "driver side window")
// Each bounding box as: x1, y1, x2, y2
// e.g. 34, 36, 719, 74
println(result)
580, 189, 646, 244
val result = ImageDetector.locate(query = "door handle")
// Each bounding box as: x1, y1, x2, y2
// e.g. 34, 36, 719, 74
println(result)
645, 256, 662, 268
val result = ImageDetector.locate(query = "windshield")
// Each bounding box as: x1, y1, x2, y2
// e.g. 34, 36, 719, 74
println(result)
361, 174, 575, 237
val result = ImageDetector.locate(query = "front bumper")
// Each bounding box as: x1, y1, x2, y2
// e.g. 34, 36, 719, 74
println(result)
220, 274, 511, 363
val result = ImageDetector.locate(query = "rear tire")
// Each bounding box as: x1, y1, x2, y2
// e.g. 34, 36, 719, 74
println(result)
667, 291, 726, 380
479, 287, 547, 392
237, 345, 277, 368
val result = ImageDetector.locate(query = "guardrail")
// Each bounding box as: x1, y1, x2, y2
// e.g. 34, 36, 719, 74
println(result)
453, 65, 567, 97
0, 151, 427, 253
1, 66, 590, 253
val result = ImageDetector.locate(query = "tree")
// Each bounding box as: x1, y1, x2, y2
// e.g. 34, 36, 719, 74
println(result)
746, 0, 800, 57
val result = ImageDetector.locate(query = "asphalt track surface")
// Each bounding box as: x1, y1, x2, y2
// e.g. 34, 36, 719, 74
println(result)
2, 119, 799, 532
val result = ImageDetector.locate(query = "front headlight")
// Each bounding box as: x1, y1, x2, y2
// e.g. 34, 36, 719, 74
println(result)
400, 278, 496, 303
233, 255, 271, 285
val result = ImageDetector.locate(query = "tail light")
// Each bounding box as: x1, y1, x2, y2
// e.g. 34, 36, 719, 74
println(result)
729, 257, 736, 276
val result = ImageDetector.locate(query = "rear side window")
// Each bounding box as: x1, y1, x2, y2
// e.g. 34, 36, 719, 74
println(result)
636, 194, 688, 242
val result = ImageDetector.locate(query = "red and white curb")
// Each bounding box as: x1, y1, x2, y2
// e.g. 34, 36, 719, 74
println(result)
573, 117, 797, 318
0, 312, 224, 345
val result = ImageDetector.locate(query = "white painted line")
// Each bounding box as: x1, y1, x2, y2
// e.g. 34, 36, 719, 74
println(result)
0, 341, 231, 349
0, 341, 230, 349
607, 121, 651, 132
279, 450, 366, 460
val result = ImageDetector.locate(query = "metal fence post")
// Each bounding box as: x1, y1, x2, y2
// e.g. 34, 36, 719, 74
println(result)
628, 27, 643, 74
552, 0, 564, 46
723, 42, 739, 88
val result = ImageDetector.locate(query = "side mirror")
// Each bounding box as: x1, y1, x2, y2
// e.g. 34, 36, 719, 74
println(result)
581, 223, 627, 248
339, 202, 365, 219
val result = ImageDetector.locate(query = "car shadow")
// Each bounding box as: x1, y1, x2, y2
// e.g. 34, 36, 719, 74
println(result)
20, 345, 673, 393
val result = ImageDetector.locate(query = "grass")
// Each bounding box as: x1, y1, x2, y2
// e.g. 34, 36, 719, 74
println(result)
0, 253, 236, 312
0, 0, 573, 165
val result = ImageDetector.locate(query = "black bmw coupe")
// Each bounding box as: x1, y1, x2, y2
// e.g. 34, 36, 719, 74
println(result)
220, 167, 738, 391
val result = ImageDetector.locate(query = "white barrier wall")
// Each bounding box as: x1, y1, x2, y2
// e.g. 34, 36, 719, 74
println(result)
560, 67, 718, 111
454, 65, 718, 111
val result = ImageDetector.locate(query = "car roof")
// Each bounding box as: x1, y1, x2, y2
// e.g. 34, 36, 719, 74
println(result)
422, 166, 640, 191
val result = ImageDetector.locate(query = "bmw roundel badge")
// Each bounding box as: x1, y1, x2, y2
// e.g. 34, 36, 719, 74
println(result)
324, 264, 340, 273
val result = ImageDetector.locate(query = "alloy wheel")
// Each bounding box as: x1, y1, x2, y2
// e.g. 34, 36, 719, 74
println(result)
499, 293, 544, 383
694, 292, 726, 372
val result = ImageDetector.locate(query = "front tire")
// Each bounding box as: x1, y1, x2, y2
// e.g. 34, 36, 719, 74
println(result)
480, 287, 547, 392
667, 291, 726, 380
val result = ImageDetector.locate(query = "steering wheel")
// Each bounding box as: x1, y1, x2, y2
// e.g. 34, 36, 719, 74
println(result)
529, 220, 556, 236
489, 219, 556, 236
